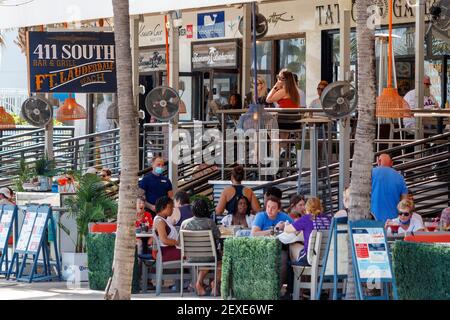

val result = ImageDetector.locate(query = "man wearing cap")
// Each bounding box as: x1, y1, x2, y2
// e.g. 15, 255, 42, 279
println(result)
371, 154, 409, 222
0, 187, 15, 205
403, 75, 440, 130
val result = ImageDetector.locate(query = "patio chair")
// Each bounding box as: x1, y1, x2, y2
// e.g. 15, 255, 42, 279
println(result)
292, 229, 347, 300
179, 230, 218, 297
141, 233, 189, 295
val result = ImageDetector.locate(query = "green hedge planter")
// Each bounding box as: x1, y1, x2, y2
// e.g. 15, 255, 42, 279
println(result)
86, 233, 140, 293
221, 237, 281, 300
392, 241, 450, 300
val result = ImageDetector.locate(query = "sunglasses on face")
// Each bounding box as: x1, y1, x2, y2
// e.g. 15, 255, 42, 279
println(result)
424, 83, 431, 86
398, 211, 410, 217
317, 87, 325, 91
277, 75, 286, 81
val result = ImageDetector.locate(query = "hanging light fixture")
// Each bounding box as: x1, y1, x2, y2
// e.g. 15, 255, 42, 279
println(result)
376, 0, 412, 118
56, 93, 87, 121
0, 106, 16, 129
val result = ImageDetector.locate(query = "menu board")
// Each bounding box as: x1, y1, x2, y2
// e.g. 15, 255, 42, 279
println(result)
27, 211, 48, 253
352, 227, 392, 279
16, 211, 37, 253
0, 209, 14, 250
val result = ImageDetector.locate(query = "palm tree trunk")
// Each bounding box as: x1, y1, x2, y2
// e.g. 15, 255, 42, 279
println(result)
345, 0, 377, 300
105, 0, 139, 300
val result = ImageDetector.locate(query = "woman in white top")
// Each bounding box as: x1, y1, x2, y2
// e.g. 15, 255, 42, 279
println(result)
152, 196, 180, 262
220, 195, 255, 229
386, 199, 425, 235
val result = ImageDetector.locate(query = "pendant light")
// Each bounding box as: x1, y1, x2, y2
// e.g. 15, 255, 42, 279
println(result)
0, 106, 16, 129
56, 93, 87, 121
376, 0, 412, 118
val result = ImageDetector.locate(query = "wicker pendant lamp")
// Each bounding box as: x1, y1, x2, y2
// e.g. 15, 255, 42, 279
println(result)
0, 106, 16, 129
376, 0, 412, 118
56, 93, 87, 121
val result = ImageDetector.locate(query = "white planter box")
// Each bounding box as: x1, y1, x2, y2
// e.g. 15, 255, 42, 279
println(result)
61, 252, 89, 282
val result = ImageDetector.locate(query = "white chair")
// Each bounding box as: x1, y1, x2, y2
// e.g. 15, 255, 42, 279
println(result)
141, 233, 189, 295
292, 229, 346, 300
179, 230, 218, 297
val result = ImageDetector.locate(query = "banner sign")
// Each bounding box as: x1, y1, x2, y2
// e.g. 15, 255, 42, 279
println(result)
197, 11, 225, 39
351, 227, 392, 279
139, 47, 167, 73
28, 31, 117, 93
191, 40, 238, 70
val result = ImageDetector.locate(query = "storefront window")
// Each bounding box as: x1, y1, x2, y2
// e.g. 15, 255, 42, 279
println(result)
251, 40, 273, 89
278, 38, 306, 92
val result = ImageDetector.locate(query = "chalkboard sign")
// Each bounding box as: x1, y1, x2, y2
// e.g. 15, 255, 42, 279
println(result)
15, 208, 38, 253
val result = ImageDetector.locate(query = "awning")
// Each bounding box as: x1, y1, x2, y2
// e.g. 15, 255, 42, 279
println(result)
0, 0, 255, 29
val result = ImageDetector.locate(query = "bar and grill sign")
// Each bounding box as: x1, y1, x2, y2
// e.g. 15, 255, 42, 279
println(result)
28, 32, 117, 93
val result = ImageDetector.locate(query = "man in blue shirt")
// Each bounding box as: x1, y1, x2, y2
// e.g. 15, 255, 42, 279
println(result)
371, 154, 408, 222
139, 156, 173, 216
251, 196, 293, 236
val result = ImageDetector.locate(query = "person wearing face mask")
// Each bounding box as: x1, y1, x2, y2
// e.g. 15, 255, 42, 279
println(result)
403, 75, 440, 130
385, 199, 425, 235
139, 156, 174, 216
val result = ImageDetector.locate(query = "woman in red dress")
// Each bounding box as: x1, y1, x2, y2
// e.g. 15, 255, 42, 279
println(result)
266, 69, 300, 109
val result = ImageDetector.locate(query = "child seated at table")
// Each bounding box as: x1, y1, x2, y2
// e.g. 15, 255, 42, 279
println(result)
136, 196, 153, 254
220, 195, 255, 228
152, 196, 180, 262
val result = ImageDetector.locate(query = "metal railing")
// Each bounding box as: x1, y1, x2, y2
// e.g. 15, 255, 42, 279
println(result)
0, 88, 28, 115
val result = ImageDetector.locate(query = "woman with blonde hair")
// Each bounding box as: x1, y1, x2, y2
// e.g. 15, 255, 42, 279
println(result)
385, 199, 424, 235
285, 197, 332, 265
247, 75, 271, 106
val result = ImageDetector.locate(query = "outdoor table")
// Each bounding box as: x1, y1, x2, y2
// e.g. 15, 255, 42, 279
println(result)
136, 232, 153, 254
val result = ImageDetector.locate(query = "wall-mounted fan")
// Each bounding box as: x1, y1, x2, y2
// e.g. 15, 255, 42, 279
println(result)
144, 86, 180, 121
429, 0, 450, 32
21, 96, 53, 127
320, 81, 357, 119
238, 12, 268, 39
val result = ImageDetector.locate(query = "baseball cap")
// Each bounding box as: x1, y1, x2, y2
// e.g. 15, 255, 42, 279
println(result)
0, 187, 13, 199
85, 167, 98, 175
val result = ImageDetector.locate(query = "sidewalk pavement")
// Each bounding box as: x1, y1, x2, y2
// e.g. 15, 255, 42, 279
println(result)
0, 279, 220, 300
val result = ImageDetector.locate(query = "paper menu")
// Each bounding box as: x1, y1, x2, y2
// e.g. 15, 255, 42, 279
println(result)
27, 211, 48, 253
15, 211, 37, 252
0, 209, 14, 250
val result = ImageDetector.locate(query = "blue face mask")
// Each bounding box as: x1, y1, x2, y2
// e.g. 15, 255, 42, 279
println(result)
154, 167, 164, 175
400, 219, 411, 225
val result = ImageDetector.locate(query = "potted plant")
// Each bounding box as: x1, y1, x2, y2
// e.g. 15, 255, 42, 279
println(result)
33, 156, 57, 191
61, 174, 117, 282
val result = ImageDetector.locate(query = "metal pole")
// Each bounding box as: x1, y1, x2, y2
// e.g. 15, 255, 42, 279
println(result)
338, 8, 351, 209
414, 0, 425, 142
252, 2, 258, 102
168, 12, 180, 190
241, 4, 252, 106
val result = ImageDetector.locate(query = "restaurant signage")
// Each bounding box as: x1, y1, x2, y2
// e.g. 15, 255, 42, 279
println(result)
197, 11, 225, 39
191, 41, 238, 70
139, 48, 167, 73
27, 32, 117, 93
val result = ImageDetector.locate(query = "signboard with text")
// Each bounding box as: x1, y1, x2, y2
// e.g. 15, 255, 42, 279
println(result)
27, 31, 117, 93
16, 210, 37, 253
0, 207, 15, 251
191, 40, 239, 71
139, 47, 167, 73
351, 227, 392, 279
197, 11, 225, 39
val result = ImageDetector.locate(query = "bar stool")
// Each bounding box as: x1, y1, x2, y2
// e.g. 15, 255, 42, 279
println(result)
297, 116, 333, 211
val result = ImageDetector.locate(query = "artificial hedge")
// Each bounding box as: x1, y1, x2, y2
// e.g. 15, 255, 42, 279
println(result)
392, 241, 450, 300
221, 237, 281, 300
86, 233, 140, 293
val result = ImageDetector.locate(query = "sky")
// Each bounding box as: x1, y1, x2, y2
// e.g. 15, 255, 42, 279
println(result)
0, 29, 27, 89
